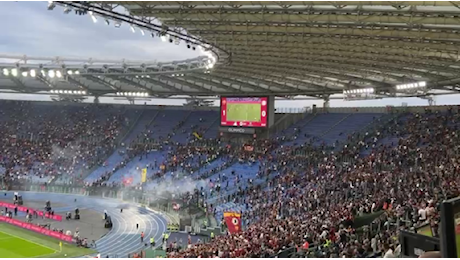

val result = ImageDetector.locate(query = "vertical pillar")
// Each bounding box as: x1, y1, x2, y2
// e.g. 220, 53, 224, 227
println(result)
323, 95, 330, 112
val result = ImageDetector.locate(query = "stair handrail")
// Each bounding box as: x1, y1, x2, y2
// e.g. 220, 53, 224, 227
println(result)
319, 113, 352, 138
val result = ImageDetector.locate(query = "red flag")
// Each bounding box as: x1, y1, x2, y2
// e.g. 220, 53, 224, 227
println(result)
224, 212, 242, 234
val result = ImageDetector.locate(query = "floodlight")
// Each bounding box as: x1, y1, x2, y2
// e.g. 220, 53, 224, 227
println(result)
58, 90, 63, 94
74, 70, 80, 75
48, 70, 55, 78
21, 71, 28, 77
3, 68, 9, 76
67, 70, 73, 75
11, 68, 18, 77
161, 35, 167, 42
56, 71, 62, 78
114, 22, 121, 28
41, 70, 46, 77
47, 1, 56, 10
89, 12, 97, 23
30, 69, 36, 77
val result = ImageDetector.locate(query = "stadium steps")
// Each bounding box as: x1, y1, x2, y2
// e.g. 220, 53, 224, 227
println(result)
108, 150, 168, 184
51, 107, 144, 184
84, 110, 151, 182
148, 110, 190, 141
171, 111, 219, 143
202, 116, 221, 139
147, 110, 160, 127
270, 113, 308, 136
324, 113, 383, 146
319, 113, 352, 138
282, 113, 347, 146
275, 113, 316, 141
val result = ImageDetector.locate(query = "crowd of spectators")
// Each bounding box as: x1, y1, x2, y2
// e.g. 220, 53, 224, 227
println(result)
1, 100, 458, 258
0, 101, 133, 188
168, 108, 460, 258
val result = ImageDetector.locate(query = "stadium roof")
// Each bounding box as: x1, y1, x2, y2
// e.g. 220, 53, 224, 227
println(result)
3, 1, 460, 99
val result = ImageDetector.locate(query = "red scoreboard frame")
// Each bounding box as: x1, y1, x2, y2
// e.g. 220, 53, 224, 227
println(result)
220, 97, 268, 127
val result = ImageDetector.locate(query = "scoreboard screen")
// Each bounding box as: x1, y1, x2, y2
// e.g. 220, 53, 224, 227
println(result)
220, 97, 268, 127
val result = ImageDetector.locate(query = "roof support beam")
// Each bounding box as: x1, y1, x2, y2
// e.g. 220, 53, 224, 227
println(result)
137, 77, 186, 93
84, 75, 121, 91
7, 77, 28, 92
66, 76, 91, 91
222, 67, 344, 91
158, 75, 215, 93
195, 72, 274, 93
214, 70, 317, 92
140, 10, 460, 28
232, 54, 448, 81
183, 73, 250, 93
232, 61, 391, 89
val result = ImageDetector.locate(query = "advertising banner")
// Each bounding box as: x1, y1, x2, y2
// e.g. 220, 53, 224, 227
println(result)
0, 202, 62, 221
219, 127, 255, 135
0, 216, 74, 242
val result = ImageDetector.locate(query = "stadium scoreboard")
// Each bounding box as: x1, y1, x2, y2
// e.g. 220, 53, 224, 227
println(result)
220, 97, 272, 128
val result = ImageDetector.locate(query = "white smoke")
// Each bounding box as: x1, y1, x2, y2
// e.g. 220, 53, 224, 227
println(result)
155, 177, 207, 198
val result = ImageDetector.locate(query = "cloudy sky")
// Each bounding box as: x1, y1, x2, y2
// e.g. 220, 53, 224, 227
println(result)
1, 1, 459, 108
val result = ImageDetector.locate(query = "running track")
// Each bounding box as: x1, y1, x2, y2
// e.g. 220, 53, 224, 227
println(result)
2, 191, 167, 258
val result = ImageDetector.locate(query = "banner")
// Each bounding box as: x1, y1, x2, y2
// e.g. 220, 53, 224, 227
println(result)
0, 202, 62, 221
224, 212, 242, 234
141, 168, 147, 183
0, 216, 73, 242
192, 132, 202, 140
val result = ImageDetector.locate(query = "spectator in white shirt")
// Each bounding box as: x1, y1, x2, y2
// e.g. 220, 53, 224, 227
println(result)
383, 243, 395, 258
418, 207, 427, 222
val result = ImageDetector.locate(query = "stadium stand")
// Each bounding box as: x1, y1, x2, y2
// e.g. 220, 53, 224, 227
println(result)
1, 101, 458, 258
165, 108, 458, 258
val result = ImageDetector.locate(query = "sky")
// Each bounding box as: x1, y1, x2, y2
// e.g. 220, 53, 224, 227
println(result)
0, 1, 459, 109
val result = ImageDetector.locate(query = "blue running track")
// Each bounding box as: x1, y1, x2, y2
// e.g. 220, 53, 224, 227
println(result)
2, 192, 167, 258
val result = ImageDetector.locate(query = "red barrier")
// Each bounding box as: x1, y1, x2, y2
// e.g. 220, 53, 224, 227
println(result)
0, 202, 63, 221
0, 216, 74, 242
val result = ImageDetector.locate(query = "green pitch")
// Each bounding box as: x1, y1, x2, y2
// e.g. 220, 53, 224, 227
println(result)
0, 223, 95, 258
227, 103, 261, 122
0, 230, 55, 257
418, 224, 460, 257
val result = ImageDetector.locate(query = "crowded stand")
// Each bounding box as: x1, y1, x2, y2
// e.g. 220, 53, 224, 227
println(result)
0, 101, 138, 187
167, 108, 459, 258
1, 100, 459, 258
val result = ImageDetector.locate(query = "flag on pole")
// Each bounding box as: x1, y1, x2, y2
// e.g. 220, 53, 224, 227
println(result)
193, 132, 202, 140
141, 168, 147, 183
223, 212, 242, 234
